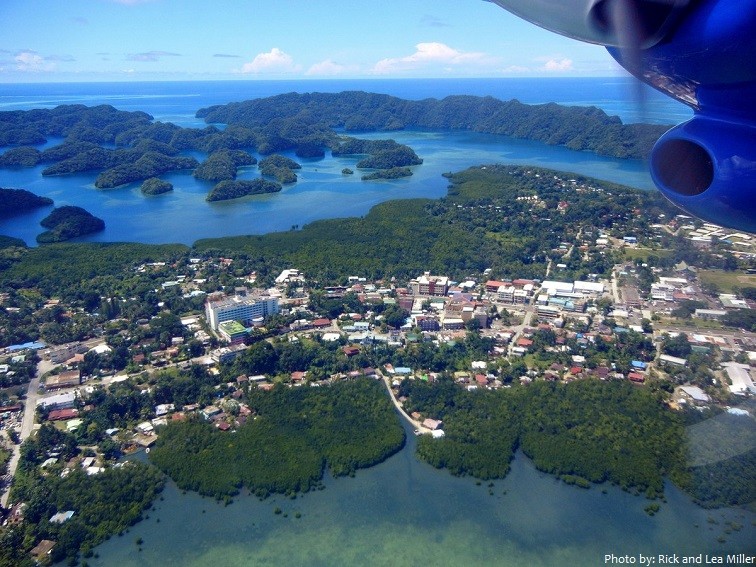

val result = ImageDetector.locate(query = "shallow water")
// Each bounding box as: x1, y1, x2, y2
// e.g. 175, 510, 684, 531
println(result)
87, 421, 755, 567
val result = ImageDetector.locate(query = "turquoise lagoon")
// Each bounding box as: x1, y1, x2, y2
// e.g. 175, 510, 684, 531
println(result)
0, 129, 654, 247
89, 420, 755, 567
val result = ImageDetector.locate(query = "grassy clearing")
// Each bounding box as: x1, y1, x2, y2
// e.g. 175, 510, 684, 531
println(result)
620, 247, 673, 261
698, 270, 756, 293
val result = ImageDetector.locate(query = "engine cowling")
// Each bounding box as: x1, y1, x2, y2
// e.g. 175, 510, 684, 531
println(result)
650, 116, 756, 232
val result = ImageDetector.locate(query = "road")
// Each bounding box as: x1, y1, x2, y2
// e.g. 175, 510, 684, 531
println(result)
508, 307, 535, 357
1, 362, 44, 509
611, 271, 621, 304
378, 371, 427, 433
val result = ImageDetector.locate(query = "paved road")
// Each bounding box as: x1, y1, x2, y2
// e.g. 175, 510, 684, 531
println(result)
508, 308, 535, 357
1, 364, 43, 509
378, 371, 427, 433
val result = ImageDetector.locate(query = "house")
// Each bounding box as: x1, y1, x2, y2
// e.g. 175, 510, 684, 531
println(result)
30, 540, 56, 562
47, 408, 79, 421
202, 405, 221, 420
50, 510, 75, 524
679, 386, 710, 404
342, 345, 360, 357
628, 372, 646, 383
422, 418, 443, 430
659, 354, 687, 367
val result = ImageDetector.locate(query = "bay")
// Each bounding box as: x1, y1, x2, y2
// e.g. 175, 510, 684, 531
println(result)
88, 419, 755, 567
0, 78, 671, 247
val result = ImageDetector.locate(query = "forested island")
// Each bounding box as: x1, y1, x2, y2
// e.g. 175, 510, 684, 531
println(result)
361, 166, 413, 180
206, 179, 282, 202
140, 177, 173, 196
258, 154, 301, 184
36, 205, 105, 243
198, 91, 666, 159
0, 188, 52, 217
193, 149, 257, 182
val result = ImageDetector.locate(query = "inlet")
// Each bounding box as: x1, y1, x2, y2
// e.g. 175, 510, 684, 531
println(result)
651, 138, 714, 196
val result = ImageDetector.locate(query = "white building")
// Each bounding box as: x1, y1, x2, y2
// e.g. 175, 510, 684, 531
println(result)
410, 273, 449, 297
205, 294, 279, 330
722, 362, 756, 395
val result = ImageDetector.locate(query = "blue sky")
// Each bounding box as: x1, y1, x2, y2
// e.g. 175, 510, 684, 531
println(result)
0, 0, 625, 82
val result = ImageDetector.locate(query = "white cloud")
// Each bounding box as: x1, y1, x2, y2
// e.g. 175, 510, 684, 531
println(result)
238, 48, 301, 74
305, 59, 357, 77
14, 50, 55, 72
371, 42, 491, 75
542, 57, 574, 72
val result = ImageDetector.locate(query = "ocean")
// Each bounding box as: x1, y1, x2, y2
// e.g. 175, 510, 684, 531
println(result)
0, 78, 692, 247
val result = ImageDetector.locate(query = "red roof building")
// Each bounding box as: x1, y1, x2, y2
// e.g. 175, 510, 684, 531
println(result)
47, 408, 79, 421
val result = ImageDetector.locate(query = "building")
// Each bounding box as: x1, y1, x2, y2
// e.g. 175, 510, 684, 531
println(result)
410, 273, 449, 297
722, 361, 756, 395
205, 294, 279, 330
44, 370, 81, 391
37, 392, 76, 411
694, 309, 728, 320
218, 320, 248, 344
659, 354, 687, 367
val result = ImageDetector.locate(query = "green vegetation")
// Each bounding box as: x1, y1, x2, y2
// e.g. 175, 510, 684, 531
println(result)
94, 152, 198, 188
0, 146, 42, 167
259, 154, 301, 184
199, 91, 667, 159
333, 137, 422, 169
36, 205, 105, 243
206, 178, 282, 202
356, 146, 422, 169
149, 379, 405, 498
193, 149, 256, 182
0, 241, 188, 293
0, 235, 26, 249
0, 104, 152, 148
722, 309, 756, 331
140, 177, 173, 195
361, 167, 413, 180
196, 165, 677, 284
405, 378, 687, 499
0, 188, 53, 217
699, 269, 756, 294
682, 404, 756, 508
8, 462, 164, 565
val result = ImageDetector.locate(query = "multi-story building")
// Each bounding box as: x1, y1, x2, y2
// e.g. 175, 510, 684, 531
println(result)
410, 272, 449, 297
205, 294, 279, 330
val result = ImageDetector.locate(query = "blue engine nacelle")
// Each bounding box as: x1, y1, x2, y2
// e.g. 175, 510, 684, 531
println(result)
488, 0, 756, 232
650, 116, 756, 231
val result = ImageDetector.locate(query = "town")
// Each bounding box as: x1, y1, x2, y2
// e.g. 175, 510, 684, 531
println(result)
1, 169, 755, 563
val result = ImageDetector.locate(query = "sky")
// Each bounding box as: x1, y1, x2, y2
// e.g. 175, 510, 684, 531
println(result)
0, 0, 627, 83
